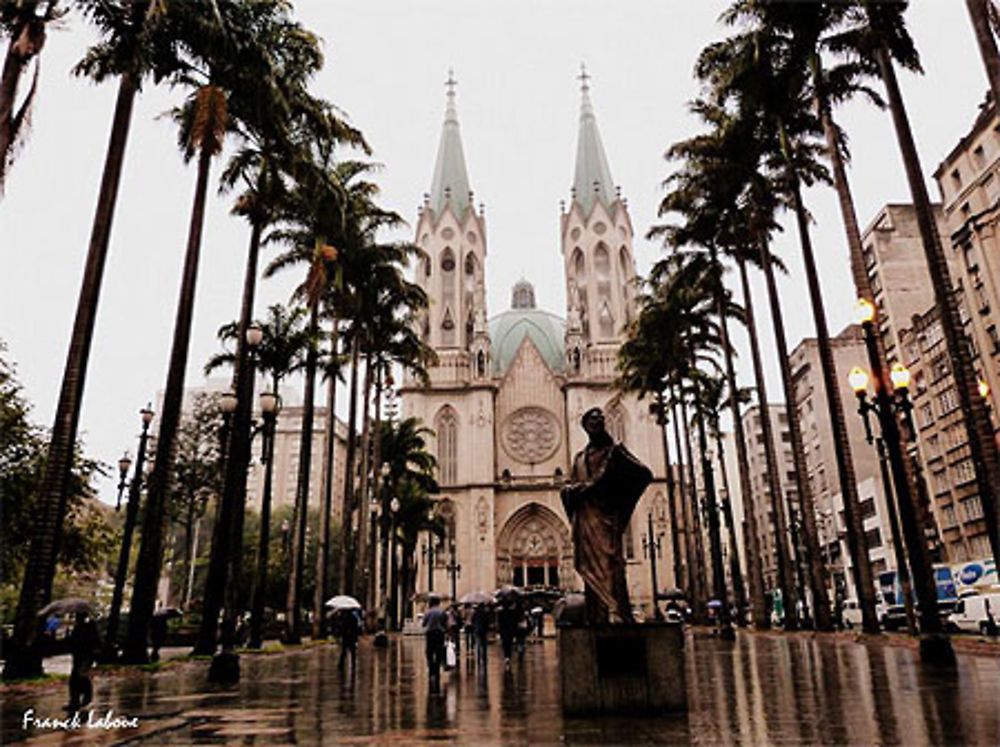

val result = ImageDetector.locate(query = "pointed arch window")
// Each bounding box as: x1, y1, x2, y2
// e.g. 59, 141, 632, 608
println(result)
436, 406, 459, 485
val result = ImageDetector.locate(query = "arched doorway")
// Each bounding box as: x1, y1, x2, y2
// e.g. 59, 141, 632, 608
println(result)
495, 503, 573, 590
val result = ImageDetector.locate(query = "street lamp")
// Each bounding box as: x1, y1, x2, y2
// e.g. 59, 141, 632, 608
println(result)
851, 297, 955, 665
249, 391, 281, 649
641, 512, 664, 621
421, 508, 436, 593
446, 541, 461, 603
116, 452, 132, 510
103, 405, 154, 661
208, 321, 265, 682
389, 497, 400, 630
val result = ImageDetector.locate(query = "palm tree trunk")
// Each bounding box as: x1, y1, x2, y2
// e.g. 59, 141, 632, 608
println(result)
123, 140, 215, 664
3, 71, 139, 681
670, 393, 697, 612
313, 318, 339, 639
249, 419, 276, 649
194, 217, 264, 655
873, 39, 996, 638
656, 391, 684, 590
690, 379, 732, 635
814, 68, 883, 634
182, 498, 196, 609
354, 352, 374, 602
338, 334, 362, 595
737, 254, 799, 630
967, 0, 1000, 106
714, 246, 766, 628
285, 302, 320, 644
758, 218, 828, 628
680, 394, 709, 622
714, 431, 748, 626
776, 125, 840, 632
367, 364, 385, 627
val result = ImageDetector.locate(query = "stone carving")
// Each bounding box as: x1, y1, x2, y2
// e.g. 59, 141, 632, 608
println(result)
502, 407, 560, 464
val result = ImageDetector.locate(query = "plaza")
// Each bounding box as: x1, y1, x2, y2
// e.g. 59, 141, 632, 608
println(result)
4, 630, 1000, 745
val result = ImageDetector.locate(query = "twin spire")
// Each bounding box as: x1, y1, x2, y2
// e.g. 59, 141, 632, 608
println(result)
427, 65, 618, 221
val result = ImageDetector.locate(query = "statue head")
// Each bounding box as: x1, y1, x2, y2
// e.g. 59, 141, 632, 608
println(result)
581, 407, 606, 437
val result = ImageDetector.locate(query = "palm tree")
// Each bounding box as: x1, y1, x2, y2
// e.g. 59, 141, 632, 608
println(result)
3, 0, 173, 681
125, 0, 307, 664
0, 0, 64, 192
857, 0, 989, 660
378, 416, 438, 625
201, 302, 311, 650
965, 0, 1000, 105
697, 24, 851, 630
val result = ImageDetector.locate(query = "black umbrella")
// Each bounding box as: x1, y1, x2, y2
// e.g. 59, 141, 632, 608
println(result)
153, 607, 183, 619
494, 585, 521, 602
659, 588, 686, 601
37, 598, 95, 618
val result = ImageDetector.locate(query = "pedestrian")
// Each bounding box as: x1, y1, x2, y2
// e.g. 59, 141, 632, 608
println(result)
447, 604, 461, 658
66, 610, 100, 712
464, 605, 475, 655
150, 614, 168, 663
338, 609, 360, 671
535, 609, 544, 639
423, 595, 449, 690
497, 601, 518, 669
472, 603, 490, 669
515, 608, 529, 659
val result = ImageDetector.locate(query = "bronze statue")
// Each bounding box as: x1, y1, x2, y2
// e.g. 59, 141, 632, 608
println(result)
560, 407, 652, 624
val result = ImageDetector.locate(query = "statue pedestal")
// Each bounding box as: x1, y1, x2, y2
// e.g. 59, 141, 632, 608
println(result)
557, 622, 686, 715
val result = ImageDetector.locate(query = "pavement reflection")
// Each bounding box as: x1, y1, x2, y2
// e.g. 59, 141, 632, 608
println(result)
3, 630, 999, 744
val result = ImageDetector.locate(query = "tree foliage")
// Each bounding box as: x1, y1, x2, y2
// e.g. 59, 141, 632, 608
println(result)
0, 340, 114, 622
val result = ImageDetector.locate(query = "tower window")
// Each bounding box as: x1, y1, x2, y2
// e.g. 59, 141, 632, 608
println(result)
436, 407, 458, 485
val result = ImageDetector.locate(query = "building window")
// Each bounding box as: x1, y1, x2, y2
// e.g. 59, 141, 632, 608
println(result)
953, 459, 976, 487
973, 145, 987, 169
864, 527, 883, 549
943, 504, 957, 528
989, 326, 1000, 354
436, 406, 458, 485
960, 495, 984, 521
951, 168, 962, 190
859, 497, 877, 521
971, 534, 992, 557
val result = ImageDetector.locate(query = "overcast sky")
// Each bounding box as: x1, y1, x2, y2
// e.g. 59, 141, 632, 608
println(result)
0, 1, 987, 505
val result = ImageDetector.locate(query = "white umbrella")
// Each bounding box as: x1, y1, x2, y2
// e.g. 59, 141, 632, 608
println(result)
325, 595, 361, 611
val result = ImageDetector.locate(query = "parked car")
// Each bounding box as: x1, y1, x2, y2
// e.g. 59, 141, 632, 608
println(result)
842, 599, 862, 629
947, 593, 1000, 635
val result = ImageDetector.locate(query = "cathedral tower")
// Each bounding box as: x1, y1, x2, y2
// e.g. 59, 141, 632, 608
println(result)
414, 70, 490, 383
560, 66, 638, 379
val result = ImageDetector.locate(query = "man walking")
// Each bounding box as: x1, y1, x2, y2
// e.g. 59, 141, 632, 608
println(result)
472, 603, 490, 670
422, 595, 449, 690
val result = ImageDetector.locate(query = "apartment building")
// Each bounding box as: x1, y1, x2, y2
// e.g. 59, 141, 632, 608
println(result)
789, 325, 898, 600
738, 403, 795, 592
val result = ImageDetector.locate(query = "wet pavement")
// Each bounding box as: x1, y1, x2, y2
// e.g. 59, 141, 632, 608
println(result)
3, 630, 1000, 744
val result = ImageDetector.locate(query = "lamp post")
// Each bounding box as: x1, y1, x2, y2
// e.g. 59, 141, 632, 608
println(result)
378, 463, 390, 630
249, 391, 280, 649
102, 406, 154, 661
851, 297, 954, 665
447, 542, 461, 603
208, 320, 263, 682
641, 512, 664, 621
389, 497, 400, 630
422, 510, 436, 593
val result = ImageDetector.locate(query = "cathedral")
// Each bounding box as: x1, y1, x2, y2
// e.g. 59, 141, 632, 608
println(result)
400, 72, 674, 614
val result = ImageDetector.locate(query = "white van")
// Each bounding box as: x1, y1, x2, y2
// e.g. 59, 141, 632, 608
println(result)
947, 593, 1000, 635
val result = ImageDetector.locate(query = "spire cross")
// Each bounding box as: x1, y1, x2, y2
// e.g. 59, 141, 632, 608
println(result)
578, 63, 591, 92
445, 68, 458, 98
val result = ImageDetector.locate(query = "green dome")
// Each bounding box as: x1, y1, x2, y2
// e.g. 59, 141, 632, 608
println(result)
489, 307, 566, 374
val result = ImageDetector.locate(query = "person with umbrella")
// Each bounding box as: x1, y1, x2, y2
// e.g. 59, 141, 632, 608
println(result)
497, 598, 520, 670
472, 602, 490, 669
338, 609, 360, 672
67, 609, 100, 711
422, 594, 449, 691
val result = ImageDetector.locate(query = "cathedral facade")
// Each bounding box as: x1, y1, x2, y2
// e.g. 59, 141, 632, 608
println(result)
400, 74, 675, 614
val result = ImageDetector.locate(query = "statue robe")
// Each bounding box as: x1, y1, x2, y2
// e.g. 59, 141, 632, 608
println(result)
561, 441, 652, 623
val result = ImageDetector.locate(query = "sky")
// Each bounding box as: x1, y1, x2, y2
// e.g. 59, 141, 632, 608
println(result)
0, 0, 988, 505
